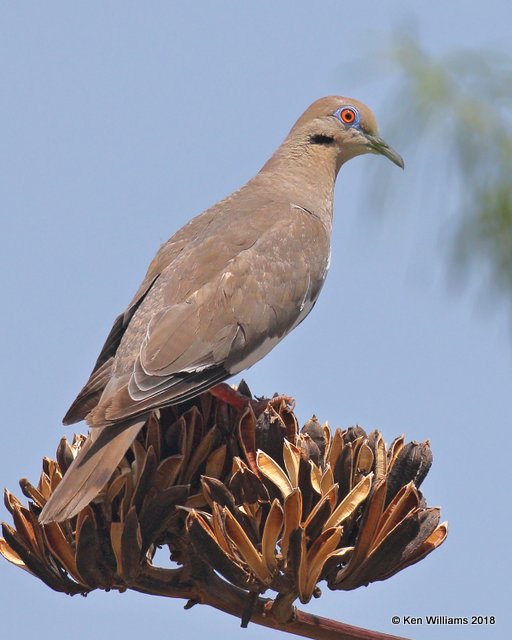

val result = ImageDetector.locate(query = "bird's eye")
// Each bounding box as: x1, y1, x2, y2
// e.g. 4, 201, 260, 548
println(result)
340, 108, 355, 123
334, 106, 360, 127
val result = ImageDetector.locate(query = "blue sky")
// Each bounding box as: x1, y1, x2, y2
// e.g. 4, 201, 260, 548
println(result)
1, 2, 511, 639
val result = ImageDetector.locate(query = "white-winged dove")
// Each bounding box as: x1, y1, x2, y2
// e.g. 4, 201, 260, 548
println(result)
39, 96, 403, 523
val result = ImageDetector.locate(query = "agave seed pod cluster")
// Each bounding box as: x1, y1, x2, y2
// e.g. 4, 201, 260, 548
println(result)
1, 393, 233, 593
1, 385, 447, 611
187, 405, 447, 604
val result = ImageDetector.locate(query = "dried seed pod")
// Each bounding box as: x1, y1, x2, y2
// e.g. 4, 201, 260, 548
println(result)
385, 441, 433, 505
1, 385, 447, 615
301, 416, 326, 459
229, 466, 269, 505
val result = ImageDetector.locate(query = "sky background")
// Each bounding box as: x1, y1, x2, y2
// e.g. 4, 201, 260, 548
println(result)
1, 2, 511, 639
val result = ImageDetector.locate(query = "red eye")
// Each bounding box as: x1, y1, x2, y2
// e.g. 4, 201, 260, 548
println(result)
340, 108, 356, 124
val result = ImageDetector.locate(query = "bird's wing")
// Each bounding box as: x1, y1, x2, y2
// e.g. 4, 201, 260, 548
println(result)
41, 203, 329, 524
63, 209, 219, 424
87, 227, 314, 427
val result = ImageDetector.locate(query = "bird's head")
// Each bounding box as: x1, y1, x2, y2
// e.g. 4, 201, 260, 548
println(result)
288, 96, 404, 172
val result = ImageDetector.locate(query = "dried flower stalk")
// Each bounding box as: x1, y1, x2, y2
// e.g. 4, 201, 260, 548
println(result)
1, 385, 447, 640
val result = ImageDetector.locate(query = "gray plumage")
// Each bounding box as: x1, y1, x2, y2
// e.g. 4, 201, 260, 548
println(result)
39, 95, 403, 523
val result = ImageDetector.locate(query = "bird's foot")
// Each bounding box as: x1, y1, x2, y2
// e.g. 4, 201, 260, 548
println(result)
209, 383, 294, 416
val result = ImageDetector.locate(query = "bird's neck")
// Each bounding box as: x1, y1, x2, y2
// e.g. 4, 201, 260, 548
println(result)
255, 140, 338, 226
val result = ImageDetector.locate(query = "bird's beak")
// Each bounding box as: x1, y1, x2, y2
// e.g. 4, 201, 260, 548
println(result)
365, 134, 404, 169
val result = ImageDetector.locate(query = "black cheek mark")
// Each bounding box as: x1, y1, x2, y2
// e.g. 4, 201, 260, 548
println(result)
309, 134, 334, 145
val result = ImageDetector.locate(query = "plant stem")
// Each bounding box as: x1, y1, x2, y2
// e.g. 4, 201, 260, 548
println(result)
131, 564, 410, 640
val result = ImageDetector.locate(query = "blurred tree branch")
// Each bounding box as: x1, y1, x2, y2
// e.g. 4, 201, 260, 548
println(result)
348, 31, 512, 316
390, 35, 512, 297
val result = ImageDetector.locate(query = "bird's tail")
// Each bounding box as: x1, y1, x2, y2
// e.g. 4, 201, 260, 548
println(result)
38, 419, 145, 524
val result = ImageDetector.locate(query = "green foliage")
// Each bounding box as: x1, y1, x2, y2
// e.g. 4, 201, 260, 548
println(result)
384, 35, 512, 310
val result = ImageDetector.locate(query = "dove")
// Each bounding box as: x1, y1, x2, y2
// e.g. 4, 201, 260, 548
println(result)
39, 96, 403, 523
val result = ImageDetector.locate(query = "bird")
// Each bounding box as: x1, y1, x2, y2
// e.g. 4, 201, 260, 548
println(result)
39, 96, 403, 524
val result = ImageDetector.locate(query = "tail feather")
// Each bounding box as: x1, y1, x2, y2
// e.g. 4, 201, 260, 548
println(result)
63, 358, 114, 425
39, 419, 145, 523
